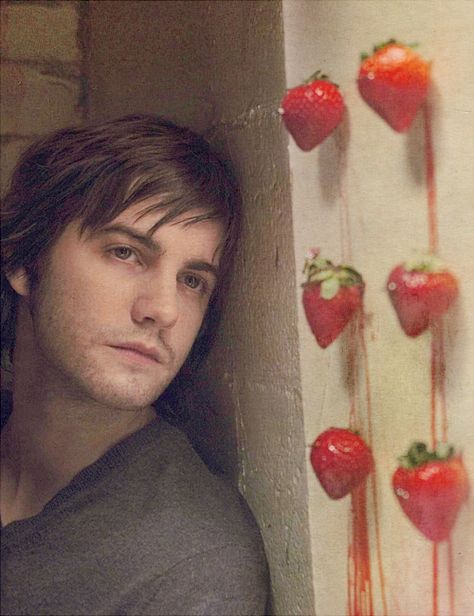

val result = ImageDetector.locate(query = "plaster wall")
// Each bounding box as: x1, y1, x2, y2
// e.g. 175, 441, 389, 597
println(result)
283, 1, 474, 614
0, 0, 85, 195
88, 2, 314, 614
201, 4, 314, 613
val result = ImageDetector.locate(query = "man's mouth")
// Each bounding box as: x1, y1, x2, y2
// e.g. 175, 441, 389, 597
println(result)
109, 343, 167, 365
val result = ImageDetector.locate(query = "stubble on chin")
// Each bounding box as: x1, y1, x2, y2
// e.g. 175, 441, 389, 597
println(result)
28, 290, 172, 414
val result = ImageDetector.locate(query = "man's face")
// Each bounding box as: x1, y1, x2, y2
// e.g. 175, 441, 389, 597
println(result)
11, 197, 224, 411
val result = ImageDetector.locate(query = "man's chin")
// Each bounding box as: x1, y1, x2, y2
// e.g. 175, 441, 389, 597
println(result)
93, 393, 159, 413
77, 374, 170, 413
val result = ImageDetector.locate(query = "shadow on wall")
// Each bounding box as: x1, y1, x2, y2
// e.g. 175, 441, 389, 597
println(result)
182, 370, 239, 482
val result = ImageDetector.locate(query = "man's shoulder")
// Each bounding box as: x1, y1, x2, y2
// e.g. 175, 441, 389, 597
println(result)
104, 418, 268, 607
123, 420, 269, 615
138, 419, 262, 547
1, 415, 269, 616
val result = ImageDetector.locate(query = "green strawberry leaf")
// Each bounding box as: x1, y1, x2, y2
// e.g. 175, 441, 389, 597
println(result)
303, 70, 338, 88
373, 38, 397, 53
310, 270, 333, 282
398, 441, 455, 469
435, 442, 455, 459
361, 39, 419, 63
320, 276, 340, 300
338, 266, 363, 287
312, 256, 331, 270
405, 254, 446, 273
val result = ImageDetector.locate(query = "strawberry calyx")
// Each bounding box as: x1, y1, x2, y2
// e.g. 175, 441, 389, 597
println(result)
302, 248, 364, 300
403, 254, 448, 274
302, 70, 339, 89
398, 441, 455, 470
360, 38, 419, 61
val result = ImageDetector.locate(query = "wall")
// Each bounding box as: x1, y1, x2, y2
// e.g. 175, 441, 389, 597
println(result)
87, 2, 314, 614
283, 1, 474, 615
0, 0, 86, 195
202, 4, 315, 614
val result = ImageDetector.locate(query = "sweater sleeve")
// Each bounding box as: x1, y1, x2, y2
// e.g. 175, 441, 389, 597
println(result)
132, 542, 269, 616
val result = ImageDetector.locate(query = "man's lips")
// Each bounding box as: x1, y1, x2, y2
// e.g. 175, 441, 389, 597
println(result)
109, 343, 168, 364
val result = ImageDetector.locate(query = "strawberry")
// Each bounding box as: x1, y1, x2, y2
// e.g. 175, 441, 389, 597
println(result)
358, 39, 431, 132
387, 255, 458, 337
280, 71, 345, 151
302, 249, 364, 348
310, 428, 374, 500
393, 442, 469, 542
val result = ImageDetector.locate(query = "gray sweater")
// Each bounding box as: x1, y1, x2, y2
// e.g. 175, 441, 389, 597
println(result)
0, 417, 268, 615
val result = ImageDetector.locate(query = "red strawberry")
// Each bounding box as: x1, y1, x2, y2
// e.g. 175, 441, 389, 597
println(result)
393, 442, 469, 542
302, 249, 364, 348
310, 428, 374, 500
387, 255, 458, 337
280, 71, 345, 151
358, 39, 431, 132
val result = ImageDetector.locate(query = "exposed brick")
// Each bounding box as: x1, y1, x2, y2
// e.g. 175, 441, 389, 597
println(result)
1, 1, 80, 65
0, 137, 33, 196
1, 62, 81, 136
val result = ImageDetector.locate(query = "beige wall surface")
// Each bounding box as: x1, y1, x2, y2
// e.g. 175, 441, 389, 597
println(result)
283, 1, 474, 615
201, 4, 315, 613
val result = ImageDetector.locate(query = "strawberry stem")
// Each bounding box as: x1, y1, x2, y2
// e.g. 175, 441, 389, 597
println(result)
398, 442, 455, 469
361, 39, 420, 62
302, 253, 364, 299
404, 254, 447, 273
373, 38, 397, 53
303, 70, 339, 88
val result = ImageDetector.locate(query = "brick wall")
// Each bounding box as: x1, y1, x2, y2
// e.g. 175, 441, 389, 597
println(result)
0, 0, 87, 195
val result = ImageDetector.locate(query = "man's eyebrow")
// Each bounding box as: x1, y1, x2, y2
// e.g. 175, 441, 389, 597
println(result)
94, 223, 163, 253
184, 260, 219, 280
94, 223, 219, 278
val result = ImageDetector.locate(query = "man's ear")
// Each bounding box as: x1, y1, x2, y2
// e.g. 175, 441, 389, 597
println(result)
6, 268, 30, 297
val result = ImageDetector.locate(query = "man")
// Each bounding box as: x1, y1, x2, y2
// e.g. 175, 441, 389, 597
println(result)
0, 115, 268, 615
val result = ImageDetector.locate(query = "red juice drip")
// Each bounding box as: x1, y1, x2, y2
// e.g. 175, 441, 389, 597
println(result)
348, 482, 374, 616
357, 312, 373, 445
423, 103, 438, 253
433, 543, 439, 616
335, 115, 352, 263
338, 160, 353, 264
358, 312, 388, 615
336, 116, 378, 616
430, 329, 438, 449
447, 539, 455, 616
437, 321, 448, 442
424, 101, 454, 616
347, 533, 353, 616
431, 319, 448, 446
346, 318, 359, 431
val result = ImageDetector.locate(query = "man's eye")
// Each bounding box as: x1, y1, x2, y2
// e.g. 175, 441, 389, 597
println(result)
110, 246, 137, 262
182, 273, 207, 293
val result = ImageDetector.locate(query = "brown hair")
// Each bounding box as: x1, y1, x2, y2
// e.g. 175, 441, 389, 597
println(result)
1, 114, 241, 422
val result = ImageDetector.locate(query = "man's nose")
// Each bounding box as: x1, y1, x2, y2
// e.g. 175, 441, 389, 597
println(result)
131, 275, 179, 329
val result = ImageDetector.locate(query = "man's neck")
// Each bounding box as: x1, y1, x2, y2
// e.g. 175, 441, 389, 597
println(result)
1, 360, 156, 526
